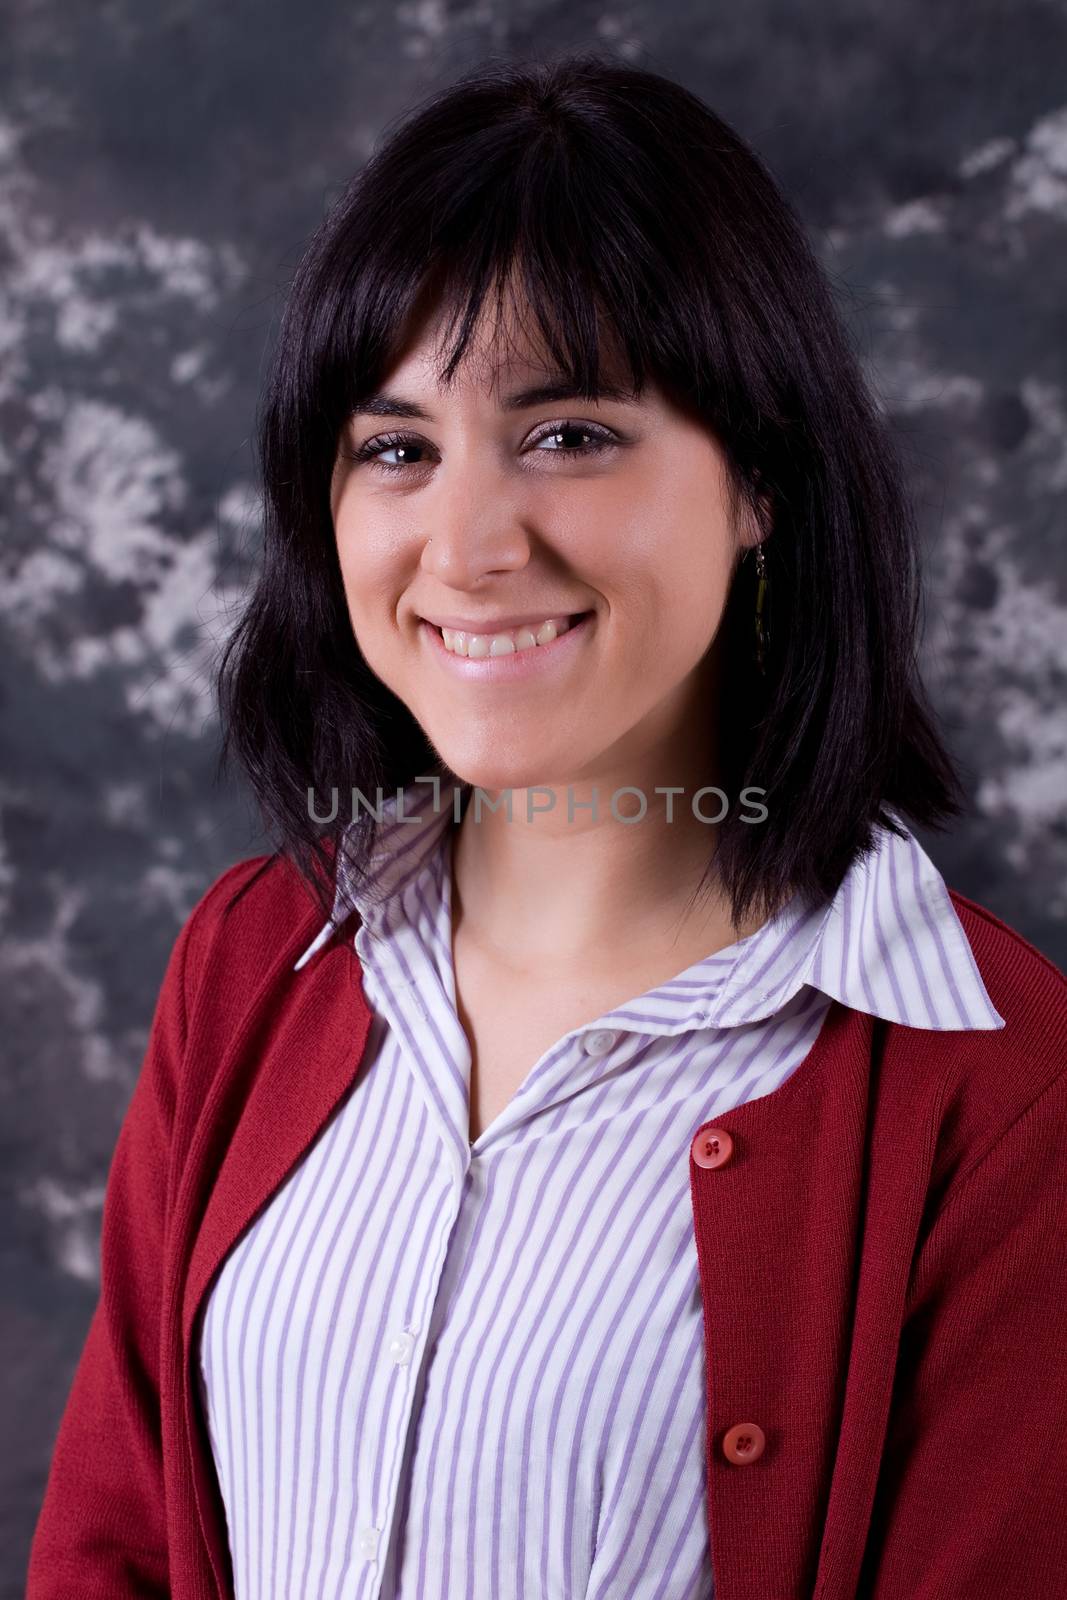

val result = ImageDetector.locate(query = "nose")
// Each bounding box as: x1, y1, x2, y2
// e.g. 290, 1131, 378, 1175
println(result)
419, 510, 532, 587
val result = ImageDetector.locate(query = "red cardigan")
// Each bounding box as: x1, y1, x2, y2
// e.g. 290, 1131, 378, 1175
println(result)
26, 851, 1067, 1599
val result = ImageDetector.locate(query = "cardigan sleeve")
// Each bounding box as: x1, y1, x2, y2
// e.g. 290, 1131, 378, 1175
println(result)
25, 898, 200, 1599
859, 1061, 1067, 1598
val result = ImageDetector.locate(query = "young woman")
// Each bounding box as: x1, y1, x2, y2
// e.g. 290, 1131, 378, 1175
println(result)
29, 52, 1067, 1600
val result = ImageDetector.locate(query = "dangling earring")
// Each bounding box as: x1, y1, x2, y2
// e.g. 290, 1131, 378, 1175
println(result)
753, 541, 770, 675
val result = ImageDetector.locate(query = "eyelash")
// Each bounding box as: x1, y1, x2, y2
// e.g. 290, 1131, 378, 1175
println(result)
344, 420, 618, 475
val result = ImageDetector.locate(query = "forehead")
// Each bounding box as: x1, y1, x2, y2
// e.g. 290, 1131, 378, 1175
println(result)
379, 276, 640, 403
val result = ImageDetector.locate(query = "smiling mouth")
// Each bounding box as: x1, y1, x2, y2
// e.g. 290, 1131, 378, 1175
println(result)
427, 612, 594, 659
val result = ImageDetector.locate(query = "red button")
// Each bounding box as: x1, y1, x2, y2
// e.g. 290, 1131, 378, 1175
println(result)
721, 1421, 766, 1465
690, 1126, 734, 1168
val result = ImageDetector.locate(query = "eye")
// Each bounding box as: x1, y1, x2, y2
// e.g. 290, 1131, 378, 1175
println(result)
527, 420, 618, 457
342, 419, 619, 476
343, 432, 432, 474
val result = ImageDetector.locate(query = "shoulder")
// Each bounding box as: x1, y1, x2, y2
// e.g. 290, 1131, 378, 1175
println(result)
913, 889, 1067, 1200
134, 845, 341, 1141
179, 843, 336, 1002
948, 887, 1066, 1059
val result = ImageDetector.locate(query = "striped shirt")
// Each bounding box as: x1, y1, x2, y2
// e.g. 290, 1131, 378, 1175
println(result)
197, 779, 1004, 1599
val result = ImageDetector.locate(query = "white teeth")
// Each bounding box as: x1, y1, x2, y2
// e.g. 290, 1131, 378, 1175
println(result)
439, 615, 576, 658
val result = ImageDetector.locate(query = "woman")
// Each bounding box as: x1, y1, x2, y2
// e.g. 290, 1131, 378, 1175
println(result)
29, 52, 1067, 1600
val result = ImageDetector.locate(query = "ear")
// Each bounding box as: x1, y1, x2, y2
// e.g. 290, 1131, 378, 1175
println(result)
741, 496, 773, 552
757, 494, 773, 536
754, 472, 774, 533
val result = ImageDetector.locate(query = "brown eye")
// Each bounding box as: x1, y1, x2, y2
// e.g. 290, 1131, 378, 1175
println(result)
345, 432, 434, 473
530, 421, 617, 456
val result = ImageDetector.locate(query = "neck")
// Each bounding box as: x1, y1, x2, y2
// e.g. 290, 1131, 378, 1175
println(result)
448, 746, 760, 981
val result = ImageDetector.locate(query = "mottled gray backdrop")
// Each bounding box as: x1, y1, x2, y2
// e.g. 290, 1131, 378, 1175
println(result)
4, 2, 1066, 1592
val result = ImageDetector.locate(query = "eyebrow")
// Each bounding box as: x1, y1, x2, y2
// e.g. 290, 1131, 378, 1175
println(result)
349, 377, 641, 421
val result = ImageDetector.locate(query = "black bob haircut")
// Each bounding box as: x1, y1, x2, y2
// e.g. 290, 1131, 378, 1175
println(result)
216, 50, 966, 934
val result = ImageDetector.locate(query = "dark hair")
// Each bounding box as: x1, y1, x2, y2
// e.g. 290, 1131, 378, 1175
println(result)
215, 49, 966, 932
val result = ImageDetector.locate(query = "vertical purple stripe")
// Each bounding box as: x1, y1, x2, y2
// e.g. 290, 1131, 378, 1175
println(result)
295, 1062, 422, 1600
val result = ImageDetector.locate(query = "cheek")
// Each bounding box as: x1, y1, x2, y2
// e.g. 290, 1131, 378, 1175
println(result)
334, 549, 368, 633
334, 522, 399, 624
667, 523, 736, 619
613, 526, 733, 652
631, 571, 733, 694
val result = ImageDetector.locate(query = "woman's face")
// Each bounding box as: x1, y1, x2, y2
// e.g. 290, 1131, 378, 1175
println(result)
330, 297, 760, 795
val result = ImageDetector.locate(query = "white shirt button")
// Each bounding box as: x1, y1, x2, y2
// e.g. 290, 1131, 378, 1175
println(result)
388, 1328, 416, 1365
582, 1028, 619, 1055
358, 1525, 380, 1560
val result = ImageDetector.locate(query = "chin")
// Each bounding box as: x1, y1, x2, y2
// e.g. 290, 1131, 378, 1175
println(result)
428, 744, 570, 802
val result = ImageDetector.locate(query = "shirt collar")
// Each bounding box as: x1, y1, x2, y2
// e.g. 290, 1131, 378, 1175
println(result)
292, 776, 460, 971
293, 788, 1004, 1034
708, 809, 1004, 1030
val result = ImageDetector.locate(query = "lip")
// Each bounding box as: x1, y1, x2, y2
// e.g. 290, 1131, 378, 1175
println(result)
420, 612, 583, 632
421, 611, 595, 682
